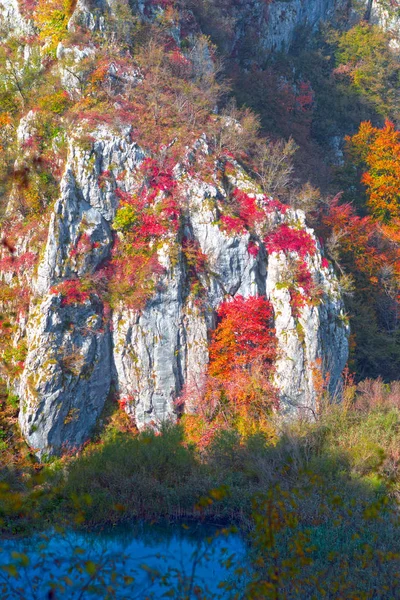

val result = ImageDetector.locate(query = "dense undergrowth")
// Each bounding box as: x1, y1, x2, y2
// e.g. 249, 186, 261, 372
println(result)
1, 380, 400, 596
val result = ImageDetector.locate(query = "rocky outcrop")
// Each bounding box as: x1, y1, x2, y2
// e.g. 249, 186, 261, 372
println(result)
266, 213, 348, 417
19, 294, 112, 456
14, 122, 348, 455
0, 0, 351, 456
0, 0, 35, 35
18, 125, 145, 454
239, 0, 340, 54
369, 1, 400, 48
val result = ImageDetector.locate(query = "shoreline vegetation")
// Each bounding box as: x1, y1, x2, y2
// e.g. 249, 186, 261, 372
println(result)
2, 379, 400, 597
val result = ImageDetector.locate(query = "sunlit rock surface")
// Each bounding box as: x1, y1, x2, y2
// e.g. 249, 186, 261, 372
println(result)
0, 0, 351, 455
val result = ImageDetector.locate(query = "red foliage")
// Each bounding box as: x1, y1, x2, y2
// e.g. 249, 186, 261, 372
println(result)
264, 224, 318, 318
321, 196, 400, 287
265, 224, 316, 258
118, 395, 135, 411
150, 0, 174, 6
219, 188, 266, 235
74, 111, 115, 128
98, 170, 113, 189
141, 158, 177, 195
233, 188, 265, 228
169, 49, 192, 76
263, 197, 289, 214
21, 135, 40, 153
18, 0, 38, 16
51, 279, 91, 306
209, 295, 276, 380
296, 260, 313, 294
321, 257, 329, 269
295, 81, 315, 113
69, 233, 94, 258
220, 214, 246, 234
288, 260, 316, 318
108, 157, 182, 310
139, 214, 169, 237
247, 241, 260, 257
0, 252, 36, 274
202, 295, 278, 424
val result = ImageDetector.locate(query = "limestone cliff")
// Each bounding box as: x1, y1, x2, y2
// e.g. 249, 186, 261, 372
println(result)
11, 121, 348, 455
0, 0, 350, 456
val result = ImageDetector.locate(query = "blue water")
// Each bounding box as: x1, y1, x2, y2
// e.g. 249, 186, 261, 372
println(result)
0, 521, 248, 599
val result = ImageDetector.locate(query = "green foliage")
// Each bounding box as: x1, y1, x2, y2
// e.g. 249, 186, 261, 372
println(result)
333, 22, 400, 120
3, 385, 400, 596
0, 38, 42, 113
64, 423, 211, 525
113, 205, 138, 232
0, 428, 7, 452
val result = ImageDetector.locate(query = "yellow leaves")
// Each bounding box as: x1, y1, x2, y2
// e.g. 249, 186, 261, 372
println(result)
1, 564, 18, 577
209, 486, 229, 501
38, 91, 70, 115
34, 0, 77, 51
10, 551, 29, 567
85, 560, 97, 575
348, 120, 400, 224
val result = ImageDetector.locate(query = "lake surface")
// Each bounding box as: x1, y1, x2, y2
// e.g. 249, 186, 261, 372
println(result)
0, 521, 248, 599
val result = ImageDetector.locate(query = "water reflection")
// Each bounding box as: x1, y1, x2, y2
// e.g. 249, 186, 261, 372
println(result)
0, 521, 248, 599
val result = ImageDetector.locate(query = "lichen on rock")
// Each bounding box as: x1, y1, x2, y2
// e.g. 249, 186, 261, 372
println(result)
0, 0, 352, 455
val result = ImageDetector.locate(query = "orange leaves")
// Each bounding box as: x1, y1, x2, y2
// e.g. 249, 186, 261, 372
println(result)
34, 0, 77, 51
0, 112, 14, 154
347, 120, 400, 224
204, 296, 278, 426
209, 295, 276, 382
0, 113, 12, 128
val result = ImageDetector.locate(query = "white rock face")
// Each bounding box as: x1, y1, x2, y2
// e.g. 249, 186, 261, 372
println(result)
35, 126, 144, 295
266, 213, 349, 418
0, 0, 350, 455
0, 0, 35, 35
112, 178, 264, 427
57, 44, 97, 98
255, 0, 339, 53
19, 295, 112, 456
19, 126, 145, 455
369, 0, 400, 48
111, 171, 349, 430
67, 0, 108, 32
14, 124, 349, 454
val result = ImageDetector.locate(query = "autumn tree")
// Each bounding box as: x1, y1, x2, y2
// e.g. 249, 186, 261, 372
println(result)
320, 195, 400, 379
347, 120, 400, 223
332, 22, 400, 120
34, 0, 77, 52
205, 295, 278, 426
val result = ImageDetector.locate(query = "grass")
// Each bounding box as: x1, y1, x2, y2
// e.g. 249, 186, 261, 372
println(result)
1, 379, 400, 596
